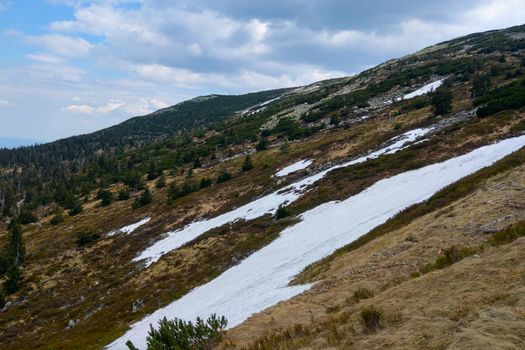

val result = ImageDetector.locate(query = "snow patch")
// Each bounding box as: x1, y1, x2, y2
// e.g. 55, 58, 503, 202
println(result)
107, 217, 151, 237
275, 159, 313, 177
396, 79, 444, 101
259, 96, 281, 107
133, 127, 433, 267
107, 135, 525, 350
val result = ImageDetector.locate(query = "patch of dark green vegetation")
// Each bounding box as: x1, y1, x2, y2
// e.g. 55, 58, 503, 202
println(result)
125, 314, 227, 350
475, 79, 525, 117
0, 221, 25, 304
75, 229, 101, 247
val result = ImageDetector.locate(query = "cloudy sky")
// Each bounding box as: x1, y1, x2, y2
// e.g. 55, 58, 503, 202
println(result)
1, 0, 525, 142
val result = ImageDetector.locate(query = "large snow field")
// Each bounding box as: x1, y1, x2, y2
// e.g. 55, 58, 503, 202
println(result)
107, 134, 525, 350
133, 127, 433, 267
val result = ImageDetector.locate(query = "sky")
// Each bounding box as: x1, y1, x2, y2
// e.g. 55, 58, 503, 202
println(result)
0, 0, 525, 142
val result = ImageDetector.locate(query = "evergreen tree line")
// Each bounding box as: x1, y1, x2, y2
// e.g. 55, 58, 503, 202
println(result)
0, 220, 25, 306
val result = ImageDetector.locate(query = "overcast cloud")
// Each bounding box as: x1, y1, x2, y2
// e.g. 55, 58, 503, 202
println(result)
1, 0, 525, 141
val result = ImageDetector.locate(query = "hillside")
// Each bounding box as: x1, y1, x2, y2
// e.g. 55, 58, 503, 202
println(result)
1, 24, 525, 350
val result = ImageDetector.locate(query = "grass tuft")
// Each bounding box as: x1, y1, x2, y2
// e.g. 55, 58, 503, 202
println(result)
360, 306, 384, 332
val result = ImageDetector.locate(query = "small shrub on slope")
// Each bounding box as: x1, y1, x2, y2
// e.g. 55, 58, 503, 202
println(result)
126, 314, 227, 350
350, 287, 375, 303
75, 229, 100, 247
360, 306, 384, 332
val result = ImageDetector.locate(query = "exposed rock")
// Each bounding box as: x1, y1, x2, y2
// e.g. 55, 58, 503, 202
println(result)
66, 319, 79, 329
132, 299, 144, 312
479, 214, 517, 233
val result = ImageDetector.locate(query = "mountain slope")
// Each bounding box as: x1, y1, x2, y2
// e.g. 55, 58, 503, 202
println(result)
0, 24, 525, 350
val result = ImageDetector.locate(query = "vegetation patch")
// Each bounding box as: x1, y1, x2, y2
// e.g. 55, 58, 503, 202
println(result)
360, 306, 384, 332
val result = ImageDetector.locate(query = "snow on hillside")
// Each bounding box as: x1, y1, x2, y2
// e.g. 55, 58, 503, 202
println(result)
108, 135, 525, 350
275, 159, 313, 177
396, 79, 444, 101
133, 127, 433, 267
107, 217, 151, 237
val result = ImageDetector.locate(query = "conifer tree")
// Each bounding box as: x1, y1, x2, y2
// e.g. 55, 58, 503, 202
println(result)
241, 155, 254, 171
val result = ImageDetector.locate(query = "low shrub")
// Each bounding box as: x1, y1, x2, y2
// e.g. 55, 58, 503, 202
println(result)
360, 306, 384, 332
50, 214, 65, 225
274, 205, 290, 220
75, 229, 100, 247
126, 314, 227, 350
488, 221, 525, 246
350, 287, 375, 303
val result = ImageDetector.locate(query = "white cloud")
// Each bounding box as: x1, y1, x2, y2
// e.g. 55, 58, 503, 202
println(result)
122, 98, 169, 116
63, 104, 94, 114
0, 100, 9, 106
27, 53, 66, 64
96, 99, 125, 113
64, 100, 127, 114
26, 34, 93, 57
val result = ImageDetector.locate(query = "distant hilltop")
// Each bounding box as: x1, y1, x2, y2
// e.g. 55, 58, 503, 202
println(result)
0, 138, 44, 149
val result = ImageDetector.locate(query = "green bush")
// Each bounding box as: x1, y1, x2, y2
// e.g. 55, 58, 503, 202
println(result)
96, 188, 113, 206
199, 178, 213, 189
431, 89, 453, 116
126, 314, 227, 350
255, 138, 268, 151
50, 213, 65, 225
155, 175, 166, 189
475, 79, 525, 117
18, 210, 38, 225
488, 221, 525, 246
133, 189, 152, 209
274, 205, 289, 220
217, 171, 232, 183
471, 74, 491, 97
68, 201, 83, 216
118, 189, 130, 201
241, 155, 254, 171
75, 229, 100, 247
419, 246, 476, 275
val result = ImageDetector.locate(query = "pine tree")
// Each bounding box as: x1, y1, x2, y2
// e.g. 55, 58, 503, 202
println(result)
241, 155, 254, 171
97, 188, 113, 206
155, 174, 166, 189
133, 188, 152, 209
255, 138, 268, 152
431, 89, 453, 116
0, 220, 25, 294
6, 220, 25, 266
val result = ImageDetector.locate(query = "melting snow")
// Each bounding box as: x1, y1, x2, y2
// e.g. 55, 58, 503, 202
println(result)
107, 217, 151, 237
107, 135, 525, 350
133, 127, 433, 267
275, 159, 313, 177
259, 96, 281, 106
396, 79, 444, 101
